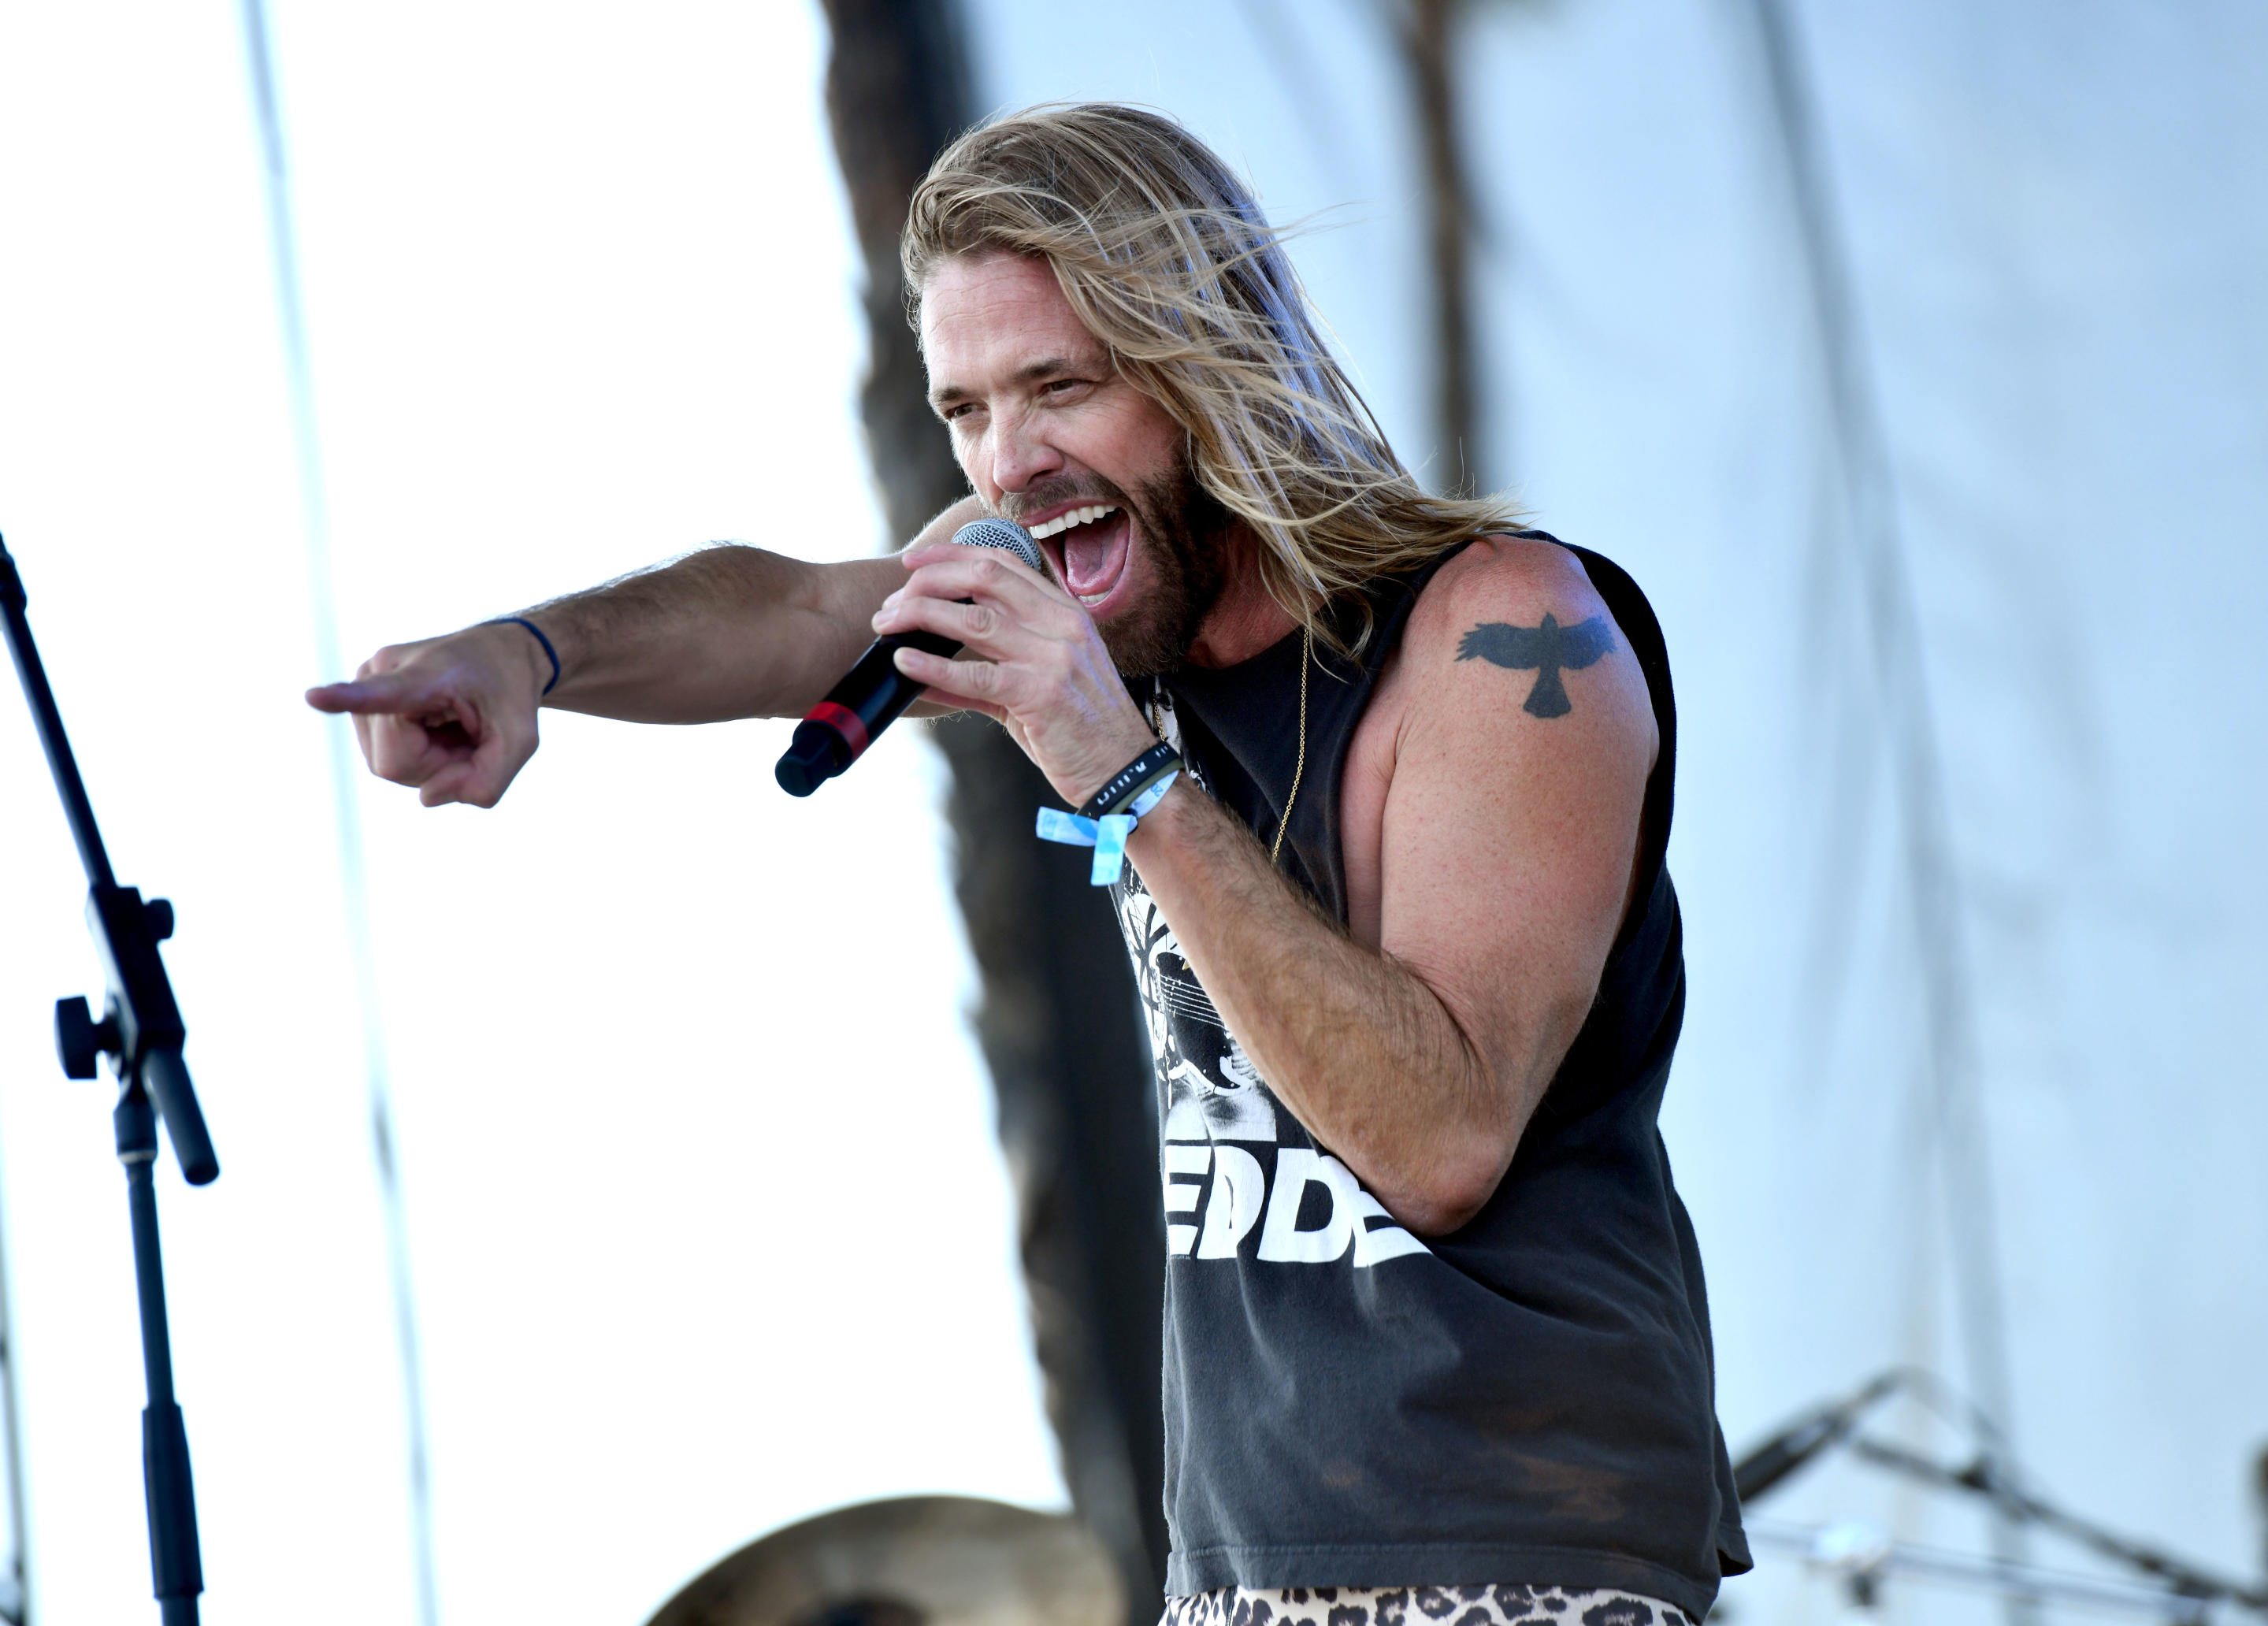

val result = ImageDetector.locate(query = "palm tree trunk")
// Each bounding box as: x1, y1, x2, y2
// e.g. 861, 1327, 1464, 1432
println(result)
816, 4, 1168, 1618
1400, 0, 1482, 493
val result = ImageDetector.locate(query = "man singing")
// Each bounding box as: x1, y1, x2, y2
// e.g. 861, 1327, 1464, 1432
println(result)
310, 104, 1748, 1626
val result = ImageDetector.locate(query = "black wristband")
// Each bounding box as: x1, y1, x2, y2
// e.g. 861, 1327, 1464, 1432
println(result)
1078, 741, 1182, 822
486, 616, 560, 696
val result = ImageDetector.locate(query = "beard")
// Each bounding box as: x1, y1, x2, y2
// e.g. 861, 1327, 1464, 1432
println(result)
1004, 455, 1234, 678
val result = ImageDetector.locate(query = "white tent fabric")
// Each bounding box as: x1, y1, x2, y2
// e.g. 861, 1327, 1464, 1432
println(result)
963, 1, 2268, 1619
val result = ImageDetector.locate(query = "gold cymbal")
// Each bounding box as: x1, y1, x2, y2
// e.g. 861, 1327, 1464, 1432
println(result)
644, 1496, 1125, 1626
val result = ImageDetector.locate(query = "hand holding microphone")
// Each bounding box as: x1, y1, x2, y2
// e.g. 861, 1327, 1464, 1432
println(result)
774, 518, 1045, 796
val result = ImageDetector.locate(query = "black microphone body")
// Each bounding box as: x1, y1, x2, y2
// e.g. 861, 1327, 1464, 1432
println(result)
775, 518, 1044, 796
774, 626, 957, 796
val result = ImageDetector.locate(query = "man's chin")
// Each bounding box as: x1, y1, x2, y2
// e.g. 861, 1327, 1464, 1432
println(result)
1099, 617, 1184, 679
1097, 582, 1205, 677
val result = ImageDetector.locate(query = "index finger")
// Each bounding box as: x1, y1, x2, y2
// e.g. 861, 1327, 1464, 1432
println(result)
899, 544, 1062, 608
903, 534, 1058, 577
305, 670, 446, 716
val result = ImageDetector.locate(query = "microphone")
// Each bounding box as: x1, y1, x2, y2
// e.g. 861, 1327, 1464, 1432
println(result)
1732, 1372, 1900, 1505
774, 518, 1045, 796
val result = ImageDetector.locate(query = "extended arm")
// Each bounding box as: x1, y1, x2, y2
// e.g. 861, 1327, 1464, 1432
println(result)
306, 497, 983, 806
530, 545, 907, 724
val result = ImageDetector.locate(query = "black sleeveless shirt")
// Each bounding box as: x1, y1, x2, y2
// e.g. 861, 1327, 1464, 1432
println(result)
1110, 535, 1750, 1618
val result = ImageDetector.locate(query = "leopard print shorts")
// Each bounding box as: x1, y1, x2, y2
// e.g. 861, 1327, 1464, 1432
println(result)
1159, 1584, 1693, 1626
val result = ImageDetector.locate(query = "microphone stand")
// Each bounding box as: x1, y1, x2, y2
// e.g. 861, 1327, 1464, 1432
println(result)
1732, 1370, 1901, 1504
1743, 1517, 2229, 1624
1846, 1434, 2268, 1615
1736, 1366, 2266, 1617
0, 536, 219, 1625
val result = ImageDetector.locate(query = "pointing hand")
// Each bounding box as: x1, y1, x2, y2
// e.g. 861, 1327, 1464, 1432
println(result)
306, 622, 551, 808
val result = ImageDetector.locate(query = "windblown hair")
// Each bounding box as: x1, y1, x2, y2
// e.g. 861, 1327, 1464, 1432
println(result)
902, 102, 1524, 652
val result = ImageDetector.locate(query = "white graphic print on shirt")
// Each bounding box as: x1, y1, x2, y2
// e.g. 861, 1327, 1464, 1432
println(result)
1115, 692, 1428, 1269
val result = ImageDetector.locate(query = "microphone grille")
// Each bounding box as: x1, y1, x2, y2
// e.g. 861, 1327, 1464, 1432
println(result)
951, 517, 1045, 574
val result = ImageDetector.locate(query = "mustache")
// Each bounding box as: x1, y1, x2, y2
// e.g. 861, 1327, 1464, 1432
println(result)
996, 476, 1134, 527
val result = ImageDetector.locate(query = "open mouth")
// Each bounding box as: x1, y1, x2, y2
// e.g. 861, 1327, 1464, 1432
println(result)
1031, 503, 1130, 609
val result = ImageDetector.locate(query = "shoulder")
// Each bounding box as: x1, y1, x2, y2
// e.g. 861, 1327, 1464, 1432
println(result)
1405, 534, 1608, 652
1386, 534, 1657, 772
1339, 534, 1657, 946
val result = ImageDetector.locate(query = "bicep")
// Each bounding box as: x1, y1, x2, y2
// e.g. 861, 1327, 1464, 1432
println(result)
1375, 620, 1654, 1096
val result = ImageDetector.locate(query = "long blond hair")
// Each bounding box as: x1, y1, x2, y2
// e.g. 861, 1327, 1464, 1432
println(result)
902, 102, 1523, 652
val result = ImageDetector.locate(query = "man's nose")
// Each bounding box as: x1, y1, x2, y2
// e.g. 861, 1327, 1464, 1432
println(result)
986, 405, 1064, 496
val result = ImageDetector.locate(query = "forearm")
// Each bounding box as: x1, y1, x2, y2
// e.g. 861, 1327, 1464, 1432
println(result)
525, 544, 899, 723
1125, 782, 1549, 1234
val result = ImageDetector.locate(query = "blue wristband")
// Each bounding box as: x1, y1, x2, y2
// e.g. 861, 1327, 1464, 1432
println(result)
1036, 769, 1180, 885
486, 616, 560, 696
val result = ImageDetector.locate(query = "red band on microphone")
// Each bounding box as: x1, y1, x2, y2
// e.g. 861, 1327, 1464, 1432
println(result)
806, 700, 870, 759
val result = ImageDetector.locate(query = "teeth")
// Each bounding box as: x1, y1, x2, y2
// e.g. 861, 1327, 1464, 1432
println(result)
1028, 503, 1118, 540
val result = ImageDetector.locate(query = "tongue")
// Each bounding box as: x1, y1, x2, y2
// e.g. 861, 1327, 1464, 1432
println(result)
1063, 515, 1124, 597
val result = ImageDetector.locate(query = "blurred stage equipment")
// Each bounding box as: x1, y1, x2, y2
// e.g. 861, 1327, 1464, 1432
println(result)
2255, 1445, 2268, 1583
1, 536, 219, 1626
1736, 1368, 2268, 1619
775, 518, 1045, 796
643, 1496, 1124, 1626
1747, 1517, 2240, 1623
1732, 1369, 1900, 1504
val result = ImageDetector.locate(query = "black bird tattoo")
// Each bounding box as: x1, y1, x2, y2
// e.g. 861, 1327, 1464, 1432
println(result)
1455, 613, 1616, 718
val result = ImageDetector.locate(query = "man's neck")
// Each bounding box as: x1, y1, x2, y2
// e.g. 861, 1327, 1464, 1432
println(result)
1182, 528, 1298, 670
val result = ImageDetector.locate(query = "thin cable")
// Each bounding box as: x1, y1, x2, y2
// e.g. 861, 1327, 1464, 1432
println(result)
0, 1158, 28, 1626
1736, 0, 2028, 1616
234, 6, 440, 1623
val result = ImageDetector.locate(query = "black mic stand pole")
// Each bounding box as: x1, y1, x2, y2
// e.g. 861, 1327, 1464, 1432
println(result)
0, 536, 219, 1626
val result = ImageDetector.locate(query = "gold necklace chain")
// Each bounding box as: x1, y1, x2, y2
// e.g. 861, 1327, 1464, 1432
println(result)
1270, 626, 1311, 868
1147, 625, 1311, 871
